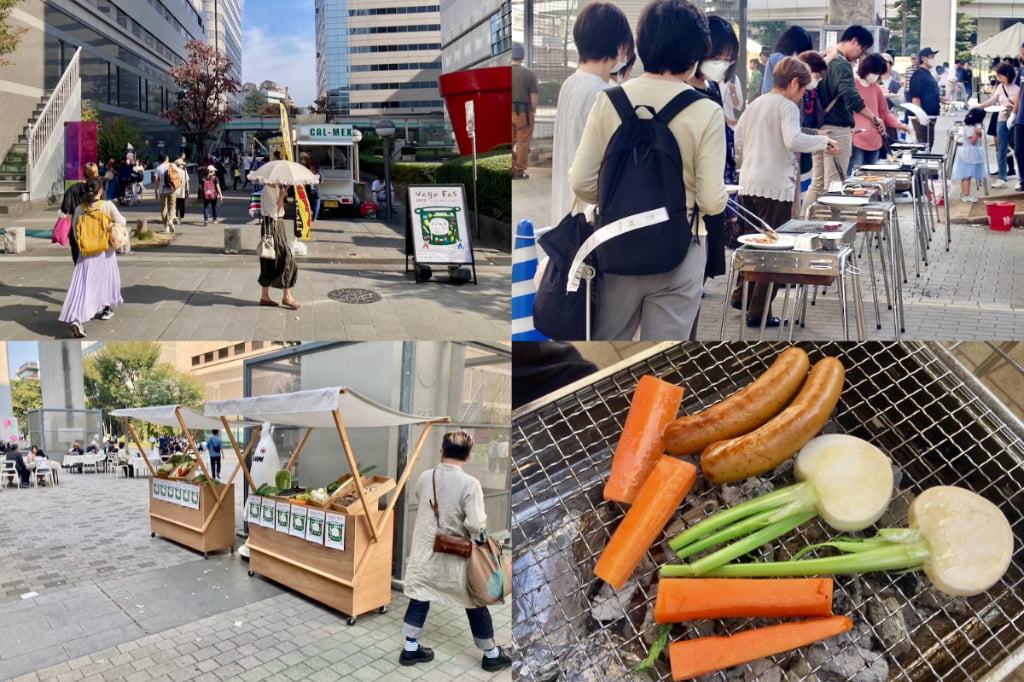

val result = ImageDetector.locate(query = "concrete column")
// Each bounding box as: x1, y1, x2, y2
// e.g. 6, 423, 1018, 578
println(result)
919, 0, 957, 65
827, 0, 883, 26
39, 342, 85, 410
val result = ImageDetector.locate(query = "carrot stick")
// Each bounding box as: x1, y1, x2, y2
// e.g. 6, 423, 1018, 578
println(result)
595, 456, 697, 590
654, 578, 833, 623
669, 616, 853, 680
604, 375, 685, 505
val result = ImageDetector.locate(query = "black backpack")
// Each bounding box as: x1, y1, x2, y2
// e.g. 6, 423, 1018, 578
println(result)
595, 86, 705, 276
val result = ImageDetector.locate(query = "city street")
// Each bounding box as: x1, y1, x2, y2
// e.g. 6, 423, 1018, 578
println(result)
0, 450, 512, 682
0, 184, 511, 342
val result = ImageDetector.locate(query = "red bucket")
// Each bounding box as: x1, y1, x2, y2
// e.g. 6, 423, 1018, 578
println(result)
985, 201, 1015, 231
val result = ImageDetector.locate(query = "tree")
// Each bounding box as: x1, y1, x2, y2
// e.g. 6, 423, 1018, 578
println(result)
955, 0, 977, 64
0, 0, 26, 67
161, 39, 240, 163
10, 377, 42, 429
887, 0, 921, 56
242, 88, 269, 116
255, 102, 298, 117
97, 116, 142, 165
308, 95, 337, 121
748, 21, 790, 52
81, 99, 100, 123
83, 342, 204, 436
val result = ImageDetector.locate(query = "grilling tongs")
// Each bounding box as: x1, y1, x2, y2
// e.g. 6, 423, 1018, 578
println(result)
727, 195, 779, 242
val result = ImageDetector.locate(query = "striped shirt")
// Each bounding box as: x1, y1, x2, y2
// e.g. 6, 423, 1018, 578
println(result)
551, 70, 611, 226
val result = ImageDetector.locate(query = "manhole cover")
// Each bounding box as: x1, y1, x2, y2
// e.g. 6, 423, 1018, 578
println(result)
328, 288, 382, 304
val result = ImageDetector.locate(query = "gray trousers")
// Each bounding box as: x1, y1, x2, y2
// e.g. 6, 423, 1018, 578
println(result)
593, 236, 706, 340
804, 126, 853, 210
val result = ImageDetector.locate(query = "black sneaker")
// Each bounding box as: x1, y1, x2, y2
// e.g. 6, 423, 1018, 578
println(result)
482, 647, 512, 672
399, 646, 434, 666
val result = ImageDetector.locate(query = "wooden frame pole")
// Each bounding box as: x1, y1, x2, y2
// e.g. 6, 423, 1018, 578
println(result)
219, 418, 261, 494
282, 427, 314, 473
122, 419, 159, 477
331, 409, 379, 542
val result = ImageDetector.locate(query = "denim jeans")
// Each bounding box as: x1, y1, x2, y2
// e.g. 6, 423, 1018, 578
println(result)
848, 146, 881, 176
402, 599, 495, 651
203, 198, 218, 222
996, 121, 1011, 181
1015, 124, 1024, 188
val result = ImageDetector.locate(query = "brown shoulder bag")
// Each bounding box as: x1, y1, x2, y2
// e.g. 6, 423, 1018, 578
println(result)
430, 469, 473, 558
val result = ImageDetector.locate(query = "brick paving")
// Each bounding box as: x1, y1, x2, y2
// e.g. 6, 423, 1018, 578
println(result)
0, 451, 511, 681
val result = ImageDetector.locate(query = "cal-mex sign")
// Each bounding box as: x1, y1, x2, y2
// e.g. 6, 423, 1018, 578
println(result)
296, 125, 356, 143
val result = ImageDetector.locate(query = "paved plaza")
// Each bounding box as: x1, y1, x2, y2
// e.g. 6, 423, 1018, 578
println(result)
515, 111, 1024, 341
0, 451, 512, 682
0, 184, 511, 342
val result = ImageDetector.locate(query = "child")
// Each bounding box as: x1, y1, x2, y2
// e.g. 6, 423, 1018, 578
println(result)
953, 108, 987, 203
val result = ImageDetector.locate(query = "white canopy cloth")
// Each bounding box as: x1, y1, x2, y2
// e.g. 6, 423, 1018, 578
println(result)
204, 387, 448, 429
972, 23, 1024, 58
110, 405, 259, 430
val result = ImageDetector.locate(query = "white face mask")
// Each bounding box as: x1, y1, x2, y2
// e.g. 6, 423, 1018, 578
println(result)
866, 73, 880, 84
699, 59, 732, 83
806, 77, 821, 91
610, 59, 628, 76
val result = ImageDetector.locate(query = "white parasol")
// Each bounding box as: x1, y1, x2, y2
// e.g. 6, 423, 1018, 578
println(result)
247, 160, 319, 186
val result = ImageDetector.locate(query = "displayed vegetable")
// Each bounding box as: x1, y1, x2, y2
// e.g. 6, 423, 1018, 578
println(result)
326, 465, 377, 496
700, 357, 845, 483
689, 486, 1013, 597
654, 578, 834, 623
663, 348, 809, 456
254, 484, 280, 497
604, 376, 685, 505
275, 469, 292, 491
664, 435, 894, 577
668, 616, 853, 680
594, 456, 697, 590
310, 487, 330, 505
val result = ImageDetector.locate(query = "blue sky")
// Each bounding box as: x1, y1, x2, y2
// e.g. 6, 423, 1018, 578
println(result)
241, 0, 317, 107
7, 342, 37, 380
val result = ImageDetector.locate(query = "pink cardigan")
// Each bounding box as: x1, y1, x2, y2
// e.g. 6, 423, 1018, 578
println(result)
852, 79, 902, 152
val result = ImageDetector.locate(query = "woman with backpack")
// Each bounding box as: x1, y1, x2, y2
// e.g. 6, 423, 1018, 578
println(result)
201, 165, 224, 225
59, 176, 125, 338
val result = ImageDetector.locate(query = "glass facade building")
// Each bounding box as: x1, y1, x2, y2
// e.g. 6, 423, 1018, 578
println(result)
315, 0, 444, 117
202, 0, 243, 112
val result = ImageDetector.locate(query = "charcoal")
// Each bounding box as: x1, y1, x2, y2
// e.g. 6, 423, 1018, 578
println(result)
915, 586, 972, 618
591, 579, 637, 622
877, 489, 914, 528
803, 640, 889, 682
785, 657, 820, 681
867, 595, 913, 658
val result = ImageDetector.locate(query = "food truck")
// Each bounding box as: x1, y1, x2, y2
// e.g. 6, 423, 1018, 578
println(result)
294, 124, 363, 215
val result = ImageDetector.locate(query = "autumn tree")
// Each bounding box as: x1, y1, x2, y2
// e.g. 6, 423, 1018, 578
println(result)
161, 39, 240, 163
10, 377, 42, 429
0, 0, 26, 67
242, 88, 269, 116
84, 342, 204, 436
308, 95, 338, 121
97, 116, 143, 165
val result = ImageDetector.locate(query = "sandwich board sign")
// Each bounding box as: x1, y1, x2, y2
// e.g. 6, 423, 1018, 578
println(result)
405, 184, 477, 284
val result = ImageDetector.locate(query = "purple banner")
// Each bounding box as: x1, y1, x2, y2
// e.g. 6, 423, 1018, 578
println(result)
65, 121, 98, 185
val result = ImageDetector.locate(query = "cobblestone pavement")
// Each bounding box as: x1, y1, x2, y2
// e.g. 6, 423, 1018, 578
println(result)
0, 452, 512, 681
514, 112, 1024, 341
0, 184, 510, 342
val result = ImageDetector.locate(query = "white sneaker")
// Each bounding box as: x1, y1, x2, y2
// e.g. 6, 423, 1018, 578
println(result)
70, 321, 86, 338
962, 195, 978, 203
992, 180, 1007, 188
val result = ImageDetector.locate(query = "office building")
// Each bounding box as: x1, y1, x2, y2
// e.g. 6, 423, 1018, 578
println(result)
440, 0, 512, 73
201, 0, 243, 113
315, 0, 444, 117
15, 363, 40, 381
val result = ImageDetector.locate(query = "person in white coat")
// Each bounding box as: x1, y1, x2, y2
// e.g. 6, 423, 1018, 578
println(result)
400, 431, 511, 672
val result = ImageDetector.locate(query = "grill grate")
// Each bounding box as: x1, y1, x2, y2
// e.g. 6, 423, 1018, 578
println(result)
512, 342, 1024, 681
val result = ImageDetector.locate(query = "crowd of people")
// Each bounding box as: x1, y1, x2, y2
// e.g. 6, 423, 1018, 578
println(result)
517, 0, 1024, 342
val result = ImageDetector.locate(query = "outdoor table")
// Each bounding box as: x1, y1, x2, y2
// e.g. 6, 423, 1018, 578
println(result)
806, 199, 904, 339
722, 220, 865, 342
848, 163, 932, 277
909, 151, 952, 251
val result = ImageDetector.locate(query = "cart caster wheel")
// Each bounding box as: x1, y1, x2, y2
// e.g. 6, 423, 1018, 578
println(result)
347, 617, 357, 626
248, 570, 254, 577
378, 606, 387, 614
203, 553, 208, 559
231, 546, 235, 554
151, 532, 155, 538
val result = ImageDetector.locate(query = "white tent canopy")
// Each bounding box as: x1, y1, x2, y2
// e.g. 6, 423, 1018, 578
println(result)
204, 387, 448, 429
972, 22, 1024, 58
110, 405, 258, 430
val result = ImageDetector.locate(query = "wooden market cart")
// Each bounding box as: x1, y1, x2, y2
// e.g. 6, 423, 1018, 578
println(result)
204, 387, 450, 625
110, 406, 260, 559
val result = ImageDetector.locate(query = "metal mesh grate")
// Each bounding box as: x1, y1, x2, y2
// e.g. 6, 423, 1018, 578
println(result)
512, 342, 1024, 681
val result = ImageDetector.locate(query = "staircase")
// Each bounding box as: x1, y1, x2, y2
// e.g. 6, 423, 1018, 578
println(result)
0, 91, 52, 203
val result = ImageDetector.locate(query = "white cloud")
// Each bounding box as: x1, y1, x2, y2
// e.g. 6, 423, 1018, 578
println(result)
241, 23, 318, 108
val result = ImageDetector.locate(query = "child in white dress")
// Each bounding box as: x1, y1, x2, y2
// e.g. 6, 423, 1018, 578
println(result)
953, 108, 987, 202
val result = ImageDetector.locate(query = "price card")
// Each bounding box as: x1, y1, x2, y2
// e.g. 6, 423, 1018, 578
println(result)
174, 484, 183, 503
305, 508, 326, 545
275, 500, 291, 533
248, 495, 263, 523
186, 484, 200, 510
289, 504, 308, 538
324, 512, 346, 551
260, 497, 276, 527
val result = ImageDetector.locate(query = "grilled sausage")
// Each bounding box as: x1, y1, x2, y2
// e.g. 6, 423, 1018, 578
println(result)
700, 357, 845, 484
664, 347, 810, 456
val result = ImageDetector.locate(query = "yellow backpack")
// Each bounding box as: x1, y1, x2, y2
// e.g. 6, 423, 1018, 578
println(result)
75, 204, 113, 256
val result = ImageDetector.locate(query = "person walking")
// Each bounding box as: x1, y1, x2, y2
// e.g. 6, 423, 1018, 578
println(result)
907, 47, 944, 150
201, 165, 223, 225
400, 431, 512, 672
976, 63, 1018, 188
953, 107, 988, 203
257, 181, 301, 309
206, 429, 223, 480
511, 43, 538, 180
153, 154, 178, 233
174, 158, 190, 225
803, 25, 882, 208
241, 153, 254, 190
61, 162, 101, 264
746, 58, 764, 103
59, 177, 125, 338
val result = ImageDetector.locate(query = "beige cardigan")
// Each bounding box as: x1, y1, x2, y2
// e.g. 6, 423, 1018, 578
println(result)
568, 78, 728, 235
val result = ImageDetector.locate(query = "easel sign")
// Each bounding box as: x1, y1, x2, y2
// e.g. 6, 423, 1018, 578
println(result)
405, 184, 478, 284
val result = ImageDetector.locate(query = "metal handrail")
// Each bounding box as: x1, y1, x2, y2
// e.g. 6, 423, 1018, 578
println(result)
26, 47, 81, 193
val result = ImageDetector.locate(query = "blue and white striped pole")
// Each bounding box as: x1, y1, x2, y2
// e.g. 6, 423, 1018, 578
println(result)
511, 219, 548, 340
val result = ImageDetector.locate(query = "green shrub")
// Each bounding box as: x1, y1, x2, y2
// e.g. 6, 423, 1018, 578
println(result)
435, 152, 511, 224
360, 157, 442, 186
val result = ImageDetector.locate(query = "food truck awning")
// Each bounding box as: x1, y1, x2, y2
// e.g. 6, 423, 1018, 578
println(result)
204, 387, 448, 429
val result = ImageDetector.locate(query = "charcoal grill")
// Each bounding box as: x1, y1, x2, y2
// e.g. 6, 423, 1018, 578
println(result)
512, 342, 1024, 681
